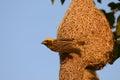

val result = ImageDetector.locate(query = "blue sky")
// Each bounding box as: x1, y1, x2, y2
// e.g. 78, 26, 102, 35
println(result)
0, 0, 120, 80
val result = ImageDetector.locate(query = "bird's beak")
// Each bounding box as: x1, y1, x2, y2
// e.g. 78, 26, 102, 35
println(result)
41, 41, 47, 45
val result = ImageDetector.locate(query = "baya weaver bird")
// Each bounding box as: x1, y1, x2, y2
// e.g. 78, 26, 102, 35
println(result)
41, 38, 85, 54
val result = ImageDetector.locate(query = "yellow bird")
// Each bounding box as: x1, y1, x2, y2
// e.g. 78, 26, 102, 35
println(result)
41, 38, 85, 54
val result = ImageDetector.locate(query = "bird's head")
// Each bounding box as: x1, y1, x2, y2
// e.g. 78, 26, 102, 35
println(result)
41, 38, 54, 47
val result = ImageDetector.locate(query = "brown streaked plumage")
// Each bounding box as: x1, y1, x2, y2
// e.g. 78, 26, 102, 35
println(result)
41, 38, 85, 54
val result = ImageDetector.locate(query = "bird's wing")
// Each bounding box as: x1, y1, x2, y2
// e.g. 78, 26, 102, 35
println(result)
58, 38, 75, 41
58, 38, 85, 45
76, 41, 85, 45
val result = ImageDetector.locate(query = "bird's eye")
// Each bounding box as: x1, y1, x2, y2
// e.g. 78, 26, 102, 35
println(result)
46, 40, 50, 42
45, 40, 52, 44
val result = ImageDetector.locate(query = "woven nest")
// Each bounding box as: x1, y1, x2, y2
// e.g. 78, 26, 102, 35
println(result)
57, 0, 114, 70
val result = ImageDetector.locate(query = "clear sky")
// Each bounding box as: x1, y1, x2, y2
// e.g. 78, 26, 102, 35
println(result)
0, 0, 120, 80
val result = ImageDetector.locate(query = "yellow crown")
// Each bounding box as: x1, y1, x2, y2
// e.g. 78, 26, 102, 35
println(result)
44, 38, 54, 41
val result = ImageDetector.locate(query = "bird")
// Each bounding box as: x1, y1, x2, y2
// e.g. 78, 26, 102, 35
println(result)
41, 38, 85, 54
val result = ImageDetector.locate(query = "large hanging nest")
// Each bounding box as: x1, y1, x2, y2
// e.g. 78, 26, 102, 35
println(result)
57, 0, 114, 70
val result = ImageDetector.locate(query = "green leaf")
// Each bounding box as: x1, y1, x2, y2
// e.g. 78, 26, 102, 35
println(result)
108, 2, 120, 10
111, 41, 120, 63
61, 0, 65, 5
97, 0, 101, 3
51, 0, 54, 5
101, 10, 115, 28
116, 16, 120, 37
